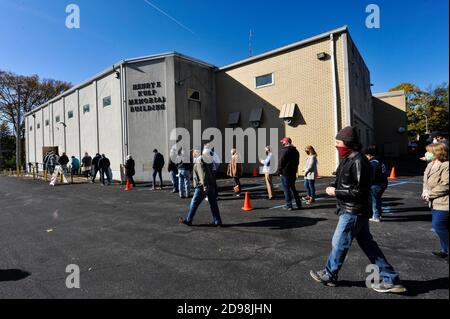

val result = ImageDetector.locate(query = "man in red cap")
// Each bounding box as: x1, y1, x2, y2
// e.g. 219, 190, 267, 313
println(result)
277, 137, 302, 210
310, 126, 406, 293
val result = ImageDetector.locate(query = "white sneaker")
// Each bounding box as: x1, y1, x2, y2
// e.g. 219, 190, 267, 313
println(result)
369, 218, 381, 223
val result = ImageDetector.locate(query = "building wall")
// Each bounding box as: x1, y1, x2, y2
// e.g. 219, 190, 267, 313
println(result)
79, 83, 98, 159
216, 33, 348, 176
97, 73, 123, 180
64, 91, 80, 160
373, 91, 408, 157
125, 58, 172, 182
346, 34, 374, 148
174, 56, 217, 151
34, 108, 43, 163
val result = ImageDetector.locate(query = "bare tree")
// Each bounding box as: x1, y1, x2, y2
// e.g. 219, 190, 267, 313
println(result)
0, 70, 71, 169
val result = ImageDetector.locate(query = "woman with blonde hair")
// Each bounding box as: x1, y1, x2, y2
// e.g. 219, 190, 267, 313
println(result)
422, 143, 449, 260
302, 145, 318, 204
227, 148, 243, 196
260, 146, 274, 199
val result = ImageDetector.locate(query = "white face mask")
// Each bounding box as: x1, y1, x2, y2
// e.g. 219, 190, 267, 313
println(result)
433, 138, 439, 144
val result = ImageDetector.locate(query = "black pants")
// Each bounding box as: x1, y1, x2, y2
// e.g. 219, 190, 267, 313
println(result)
280, 175, 302, 208
152, 169, 163, 188
92, 168, 99, 182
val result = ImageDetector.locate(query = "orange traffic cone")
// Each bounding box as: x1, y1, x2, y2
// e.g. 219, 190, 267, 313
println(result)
125, 178, 131, 191
241, 192, 253, 211
252, 166, 258, 177
388, 167, 397, 180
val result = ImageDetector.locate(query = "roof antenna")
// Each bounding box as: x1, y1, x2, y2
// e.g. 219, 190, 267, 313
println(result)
248, 29, 253, 57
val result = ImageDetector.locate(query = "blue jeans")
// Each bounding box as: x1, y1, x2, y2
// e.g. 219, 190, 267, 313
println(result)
186, 186, 222, 225
371, 185, 386, 219
169, 170, 179, 192
304, 179, 316, 198
280, 175, 302, 208
432, 210, 449, 254
100, 168, 112, 184
325, 212, 400, 284
178, 169, 191, 197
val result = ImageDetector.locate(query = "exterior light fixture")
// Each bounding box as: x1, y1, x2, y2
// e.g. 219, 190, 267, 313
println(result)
114, 71, 120, 79
317, 52, 328, 60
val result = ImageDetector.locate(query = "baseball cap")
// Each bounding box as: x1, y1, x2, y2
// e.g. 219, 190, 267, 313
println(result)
280, 137, 292, 144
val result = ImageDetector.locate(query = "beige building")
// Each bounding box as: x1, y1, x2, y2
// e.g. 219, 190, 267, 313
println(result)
25, 25, 407, 180
216, 26, 376, 175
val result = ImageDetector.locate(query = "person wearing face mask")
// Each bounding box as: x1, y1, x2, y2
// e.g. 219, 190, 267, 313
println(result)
422, 143, 449, 261
310, 126, 406, 294
260, 146, 274, 200
277, 137, 302, 210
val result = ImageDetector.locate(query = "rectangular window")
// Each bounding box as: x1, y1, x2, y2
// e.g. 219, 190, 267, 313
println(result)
45, 119, 49, 126
68, 111, 74, 119
55, 115, 60, 123
255, 73, 274, 88
103, 96, 111, 108
37, 123, 40, 129
188, 88, 201, 102
30, 126, 33, 131
83, 104, 90, 114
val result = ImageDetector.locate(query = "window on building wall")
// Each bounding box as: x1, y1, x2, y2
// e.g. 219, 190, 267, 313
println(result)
68, 111, 74, 119
83, 104, 90, 114
45, 119, 49, 126
37, 123, 40, 129
188, 88, 201, 102
255, 73, 274, 88
55, 115, 60, 123
103, 96, 111, 108
30, 126, 33, 131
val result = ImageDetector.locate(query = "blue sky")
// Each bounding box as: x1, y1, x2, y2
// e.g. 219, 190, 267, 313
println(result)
0, 0, 448, 93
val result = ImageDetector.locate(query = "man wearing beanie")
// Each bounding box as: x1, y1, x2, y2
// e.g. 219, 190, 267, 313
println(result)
310, 126, 406, 293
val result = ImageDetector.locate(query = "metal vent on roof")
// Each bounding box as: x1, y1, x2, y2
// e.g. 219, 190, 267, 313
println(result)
279, 103, 297, 119
249, 108, 263, 123
227, 112, 240, 126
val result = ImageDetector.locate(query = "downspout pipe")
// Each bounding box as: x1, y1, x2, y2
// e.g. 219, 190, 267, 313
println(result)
330, 33, 340, 168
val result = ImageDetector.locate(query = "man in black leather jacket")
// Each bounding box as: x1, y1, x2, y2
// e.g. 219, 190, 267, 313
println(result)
310, 126, 406, 294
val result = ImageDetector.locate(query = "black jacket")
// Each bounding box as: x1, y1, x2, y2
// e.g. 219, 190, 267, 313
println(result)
82, 156, 92, 167
277, 145, 300, 177
125, 159, 135, 177
168, 159, 178, 173
59, 155, 69, 166
92, 155, 101, 169
152, 153, 165, 170
99, 157, 110, 170
331, 152, 373, 218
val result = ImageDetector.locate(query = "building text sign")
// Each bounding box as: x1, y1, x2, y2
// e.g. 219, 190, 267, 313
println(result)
129, 82, 166, 112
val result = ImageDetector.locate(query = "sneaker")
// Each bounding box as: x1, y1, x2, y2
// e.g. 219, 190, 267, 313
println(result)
178, 217, 192, 226
310, 270, 337, 287
283, 206, 294, 211
369, 217, 381, 223
371, 281, 406, 293
432, 251, 449, 259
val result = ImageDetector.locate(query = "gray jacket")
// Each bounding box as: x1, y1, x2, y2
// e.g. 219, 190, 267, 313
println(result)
193, 157, 215, 189
303, 155, 318, 180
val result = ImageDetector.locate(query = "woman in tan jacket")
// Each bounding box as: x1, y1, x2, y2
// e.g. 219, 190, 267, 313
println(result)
227, 148, 243, 196
422, 143, 449, 260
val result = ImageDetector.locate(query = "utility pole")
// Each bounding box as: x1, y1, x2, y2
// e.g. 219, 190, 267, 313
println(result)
248, 29, 253, 57
16, 84, 22, 171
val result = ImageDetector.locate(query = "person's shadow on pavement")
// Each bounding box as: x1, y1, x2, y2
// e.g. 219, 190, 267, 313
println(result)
0, 269, 31, 282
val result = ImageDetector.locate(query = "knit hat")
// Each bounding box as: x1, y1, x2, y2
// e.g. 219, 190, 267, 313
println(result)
336, 126, 359, 144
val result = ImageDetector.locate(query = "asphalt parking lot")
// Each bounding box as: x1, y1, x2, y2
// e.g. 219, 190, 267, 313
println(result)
0, 173, 448, 299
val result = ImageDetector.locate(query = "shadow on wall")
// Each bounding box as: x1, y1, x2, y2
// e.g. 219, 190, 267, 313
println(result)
373, 97, 408, 158
216, 73, 292, 173
0, 269, 31, 282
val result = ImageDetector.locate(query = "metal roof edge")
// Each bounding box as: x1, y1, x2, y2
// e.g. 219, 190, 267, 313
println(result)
218, 25, 348, 71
